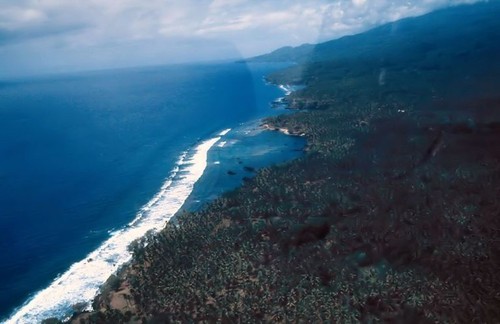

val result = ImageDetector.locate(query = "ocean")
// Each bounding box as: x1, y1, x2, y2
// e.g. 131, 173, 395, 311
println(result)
0, 62, 304, 322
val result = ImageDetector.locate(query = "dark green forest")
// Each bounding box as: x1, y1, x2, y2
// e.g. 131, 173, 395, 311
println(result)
63, 2, 500, 323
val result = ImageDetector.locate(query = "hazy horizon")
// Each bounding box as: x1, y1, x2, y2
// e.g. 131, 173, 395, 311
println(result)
0, 0, 483, 78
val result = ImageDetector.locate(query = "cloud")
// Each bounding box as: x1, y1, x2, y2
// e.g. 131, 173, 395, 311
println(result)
318, 0, 486, 41
352, 0, 367, 7
0, 0, 485, 77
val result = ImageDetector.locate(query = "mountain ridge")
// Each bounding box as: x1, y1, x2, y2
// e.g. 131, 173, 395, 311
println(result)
249, 1, 500, 64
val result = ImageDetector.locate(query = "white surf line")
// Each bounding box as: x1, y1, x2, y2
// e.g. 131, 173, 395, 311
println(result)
5, 129, 231, 324
278, 84, 292, 96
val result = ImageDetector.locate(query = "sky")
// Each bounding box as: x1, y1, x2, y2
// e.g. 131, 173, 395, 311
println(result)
0, 0, 483, 78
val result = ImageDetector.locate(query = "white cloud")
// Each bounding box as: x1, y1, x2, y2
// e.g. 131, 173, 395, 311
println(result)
318, 0, 486, 41
352, 0, 367, 7
0, 0, 486, 77
0, 7, 47, 30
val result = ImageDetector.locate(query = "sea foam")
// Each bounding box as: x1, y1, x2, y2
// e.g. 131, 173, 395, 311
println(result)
5, 129, 231, 324
278, 84, 293, 96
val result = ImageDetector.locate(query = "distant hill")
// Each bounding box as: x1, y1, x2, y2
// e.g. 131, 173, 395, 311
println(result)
249, 1, 500, 64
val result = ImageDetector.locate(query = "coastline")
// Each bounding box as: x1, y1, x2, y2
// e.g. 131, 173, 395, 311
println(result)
179, 118, 305, 214
79, 117, 307, 322
6, 129, 231, 323
80, 82, 306, 319
260, 121, 306, 137
21, 76, 305, 323
0, 61, 281, 322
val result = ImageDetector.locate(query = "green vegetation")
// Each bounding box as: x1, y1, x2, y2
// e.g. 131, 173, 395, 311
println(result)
69, 3, 500, 323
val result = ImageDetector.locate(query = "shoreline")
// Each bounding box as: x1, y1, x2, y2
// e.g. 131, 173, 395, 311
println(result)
77, 83, 308, 321
28, 76, 305, 323
6, 129, 231, 323
0, 62, 285, 322
260, 122, 306, 137
83, 119, 307, 321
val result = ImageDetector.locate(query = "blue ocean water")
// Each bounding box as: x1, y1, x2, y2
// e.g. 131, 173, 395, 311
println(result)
0, 62, 302, 322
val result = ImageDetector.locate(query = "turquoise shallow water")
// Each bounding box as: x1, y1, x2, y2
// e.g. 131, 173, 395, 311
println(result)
183, 119, 305, 213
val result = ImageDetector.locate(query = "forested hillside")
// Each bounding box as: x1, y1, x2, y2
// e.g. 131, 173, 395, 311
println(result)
63, 2, 500, 323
